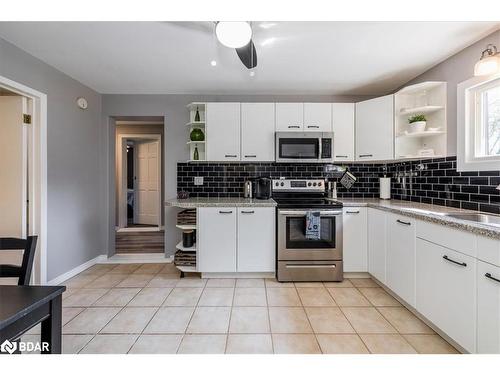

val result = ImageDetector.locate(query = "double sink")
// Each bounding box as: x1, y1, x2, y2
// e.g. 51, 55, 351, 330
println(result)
401, 208, 500, 228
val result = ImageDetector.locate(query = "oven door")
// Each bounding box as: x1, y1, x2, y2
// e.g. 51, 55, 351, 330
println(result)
278, 209, 343, 260
275, 133, 320, 162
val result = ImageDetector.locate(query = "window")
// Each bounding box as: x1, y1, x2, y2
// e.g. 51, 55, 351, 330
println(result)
458, 74, 500, 171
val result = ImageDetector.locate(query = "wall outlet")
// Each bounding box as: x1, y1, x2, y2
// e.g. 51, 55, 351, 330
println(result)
194, 176, 204, 186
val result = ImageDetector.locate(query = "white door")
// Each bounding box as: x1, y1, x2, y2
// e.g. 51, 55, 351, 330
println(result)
355, 95, 394, 161
198, 207, 237, 272
275, 103, 303, 131
237, 207, 275, 272
241, 103, 275, 161
206, 102, 240, 161
343, 207, 368, 272
477, 260, 500, 353
303, 103, 332, 131
135, 140, 160, 226
0, 96, 28, 283
368, 208, 387, 283
332, 103, 355, 161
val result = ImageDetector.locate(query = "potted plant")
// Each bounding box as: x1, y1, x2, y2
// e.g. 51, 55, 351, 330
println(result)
408, 114, 427, 133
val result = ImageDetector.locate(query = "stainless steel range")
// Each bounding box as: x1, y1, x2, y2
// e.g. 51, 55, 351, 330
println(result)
273, 179, 343, 282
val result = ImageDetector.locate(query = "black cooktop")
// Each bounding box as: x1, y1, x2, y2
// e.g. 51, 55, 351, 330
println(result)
273, 197, 343, 209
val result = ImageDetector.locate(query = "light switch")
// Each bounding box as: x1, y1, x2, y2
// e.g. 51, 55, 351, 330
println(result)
194, 176, 204, 186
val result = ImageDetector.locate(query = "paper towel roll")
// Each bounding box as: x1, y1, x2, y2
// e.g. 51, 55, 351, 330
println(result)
379, 177, 391, 200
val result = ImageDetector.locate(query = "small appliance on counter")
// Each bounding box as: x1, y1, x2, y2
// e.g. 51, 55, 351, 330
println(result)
327, 181, 338, 200
252, 177, 272, 199
243, 180, 253, 198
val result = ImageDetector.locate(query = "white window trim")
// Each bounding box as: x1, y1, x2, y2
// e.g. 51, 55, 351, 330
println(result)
457, 73, 500, 171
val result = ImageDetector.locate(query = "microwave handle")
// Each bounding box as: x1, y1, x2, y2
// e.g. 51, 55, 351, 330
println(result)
318, 137, 322, 159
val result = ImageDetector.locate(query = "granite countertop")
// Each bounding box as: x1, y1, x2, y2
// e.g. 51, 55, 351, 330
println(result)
165, 197, 277, 208
338, 198, 500, 239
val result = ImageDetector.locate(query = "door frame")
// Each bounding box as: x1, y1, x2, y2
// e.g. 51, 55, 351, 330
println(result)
116, 133, 162, 230
0, 74, 48, 284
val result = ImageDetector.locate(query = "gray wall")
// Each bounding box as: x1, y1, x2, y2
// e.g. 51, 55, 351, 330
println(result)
0, 38, 104, 280
399, 29, 500, 155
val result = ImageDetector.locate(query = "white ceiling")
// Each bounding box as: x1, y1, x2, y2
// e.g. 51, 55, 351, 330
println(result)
0, 21, 498, 95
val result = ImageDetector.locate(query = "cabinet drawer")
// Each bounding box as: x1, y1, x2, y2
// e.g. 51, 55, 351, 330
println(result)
477, 260, 500, 353
416, 220, 476, 257
477, 236, 500, 267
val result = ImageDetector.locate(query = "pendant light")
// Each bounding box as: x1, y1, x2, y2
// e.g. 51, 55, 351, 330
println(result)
474, 44, 500, 76
215, 22, 252, 48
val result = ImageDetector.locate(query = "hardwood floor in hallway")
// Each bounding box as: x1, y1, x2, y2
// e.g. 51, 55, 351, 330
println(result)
115, 231, 164, 254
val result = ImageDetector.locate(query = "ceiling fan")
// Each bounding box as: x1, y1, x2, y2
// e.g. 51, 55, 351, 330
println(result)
214, 21, 257, 70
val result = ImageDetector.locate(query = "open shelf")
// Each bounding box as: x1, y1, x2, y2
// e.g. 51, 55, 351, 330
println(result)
399, 105, 444, 116
186, 121, 205, 127
396, 130, 446, 138
176, 265, 197, 273
176, 241, 196, 252
186, 141, 205, 145
176, 224, 196, 230
397, 81, 445, 95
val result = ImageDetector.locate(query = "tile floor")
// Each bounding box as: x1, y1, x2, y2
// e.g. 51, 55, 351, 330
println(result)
22, 263, 459, 354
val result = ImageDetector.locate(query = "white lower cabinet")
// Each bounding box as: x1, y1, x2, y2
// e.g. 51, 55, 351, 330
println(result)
386, 214, 416, 307
477, 260, 500, 353
237, 207, 275, 272
198, 207, 237, 272
343, 207, 368, 272
416, 238, 477, 353
367, 208, 387, 283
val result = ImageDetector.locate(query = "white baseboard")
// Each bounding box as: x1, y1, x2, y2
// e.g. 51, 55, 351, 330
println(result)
47, 254, 107, 285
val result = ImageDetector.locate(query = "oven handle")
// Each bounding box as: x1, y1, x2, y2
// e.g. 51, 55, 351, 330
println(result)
285, 264, 337, 269
279, 210, 342, 216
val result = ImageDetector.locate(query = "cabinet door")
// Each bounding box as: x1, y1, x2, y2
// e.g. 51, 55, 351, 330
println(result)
303, 103, 332, 131
206, 102, 240, 161
275, 103, 303, 131
386, 214, 416, 306
477, 260, 500, 353
368, 208, 387, 283
237, 207, 275, 272
416, 238, 476, 353
343, 207, 368, 272
355, 95, 394, 161
241, 103, 275, 161
332, 103, 355, 161
198, 207, 237, 272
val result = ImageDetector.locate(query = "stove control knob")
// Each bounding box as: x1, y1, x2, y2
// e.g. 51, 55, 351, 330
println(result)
280, 182, 285, 187
313, 182, 317, 186
307, 182, 312, 187
318, 181, 322, 187
275, 182, 279, 186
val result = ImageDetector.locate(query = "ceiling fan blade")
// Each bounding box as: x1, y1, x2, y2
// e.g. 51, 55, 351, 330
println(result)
235, 40, 258, 69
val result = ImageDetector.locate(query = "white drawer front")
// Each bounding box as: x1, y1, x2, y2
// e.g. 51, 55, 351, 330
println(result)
416, 220, 476, 258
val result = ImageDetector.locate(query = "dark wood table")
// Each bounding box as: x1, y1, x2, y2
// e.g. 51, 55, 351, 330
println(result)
0, 285, 65, 354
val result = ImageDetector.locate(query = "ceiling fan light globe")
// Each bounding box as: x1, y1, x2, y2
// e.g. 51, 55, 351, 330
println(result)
216, 22, 252, 48
474, 55, 500, 76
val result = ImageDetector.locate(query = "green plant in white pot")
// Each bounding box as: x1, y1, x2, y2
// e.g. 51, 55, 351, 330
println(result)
408, 114, 427, 133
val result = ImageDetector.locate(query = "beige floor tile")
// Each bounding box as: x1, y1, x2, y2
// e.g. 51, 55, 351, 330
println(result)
62, 334, 94, 354
350, 278, 379, 288
101, 307, 158, 333
108, 263, 141, 274
294, 282, 325, 288
26, 323, 41, 335
305, 307, 355, 334
127, 287, 172, 307
81, 264, 117, 275
272, 334, 321, 354
63, 307, 121, 334
265, 278, 294, 288
206, 278, 236, 288
62, 288, 77, 300
316, 334, 369, 354
62, 307, 85, 325
360, 334, 417, 354
129, 335, 183, 354
233, 288, 267, 306
64, 274, 99, 288
403, 334, 459, 354
268, 307, 312, 333
93, 288, 141, 307
236, 278, 265, 288
84, 273, 128, 288
159, 263, 181, 274
133, 263, 165, 274
176, 277, 207, 287
267, 288, 301, 306
378, 307, 434, 334
80, 334, 138, 354
62, 288, 110, 307
177, 334, 226, 354
358, 288, 401, 307
342, 307, 397, 334
229, 307, 270, 333
323, 279, 354, 288
144, 307, 194, 334
327, 288, 371, 307
198, 288, 234, 306
116, 273, 155, 288
163, 287, 203, 306
187, 306, 231, 334
226, 334, 273, 354
147, 274, 180, 288
297, 287, 336, 307
20, 334, 42, 354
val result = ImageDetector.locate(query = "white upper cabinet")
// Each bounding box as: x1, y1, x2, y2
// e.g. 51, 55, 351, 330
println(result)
241, 103, 275, 161
206, 102, 241, 161
275, 103, 304, 131
355, 95, 394, 161
303, 103, 332, 131
332, 103, 355, 161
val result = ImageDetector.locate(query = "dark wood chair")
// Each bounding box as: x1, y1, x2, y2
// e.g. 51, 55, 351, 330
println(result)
0, 236, 38, 286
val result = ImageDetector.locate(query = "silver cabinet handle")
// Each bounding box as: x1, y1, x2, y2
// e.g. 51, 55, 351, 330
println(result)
359, 154, 373, 158
218, 210, 233, 214
336, 155, 348, 158
241, 210, 254, 214
286, 264, 336, 269
288, 125, 301, 129
346, 211, 360, 214
396, 219, 411, 226
224, 154, 237, 158
307, 125, 320, 128
442, 255, 467, 267
485, 273, 500, 283
244, 155, 257, 158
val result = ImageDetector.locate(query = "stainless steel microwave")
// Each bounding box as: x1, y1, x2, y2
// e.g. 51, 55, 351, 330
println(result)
275, 132, 334, 163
